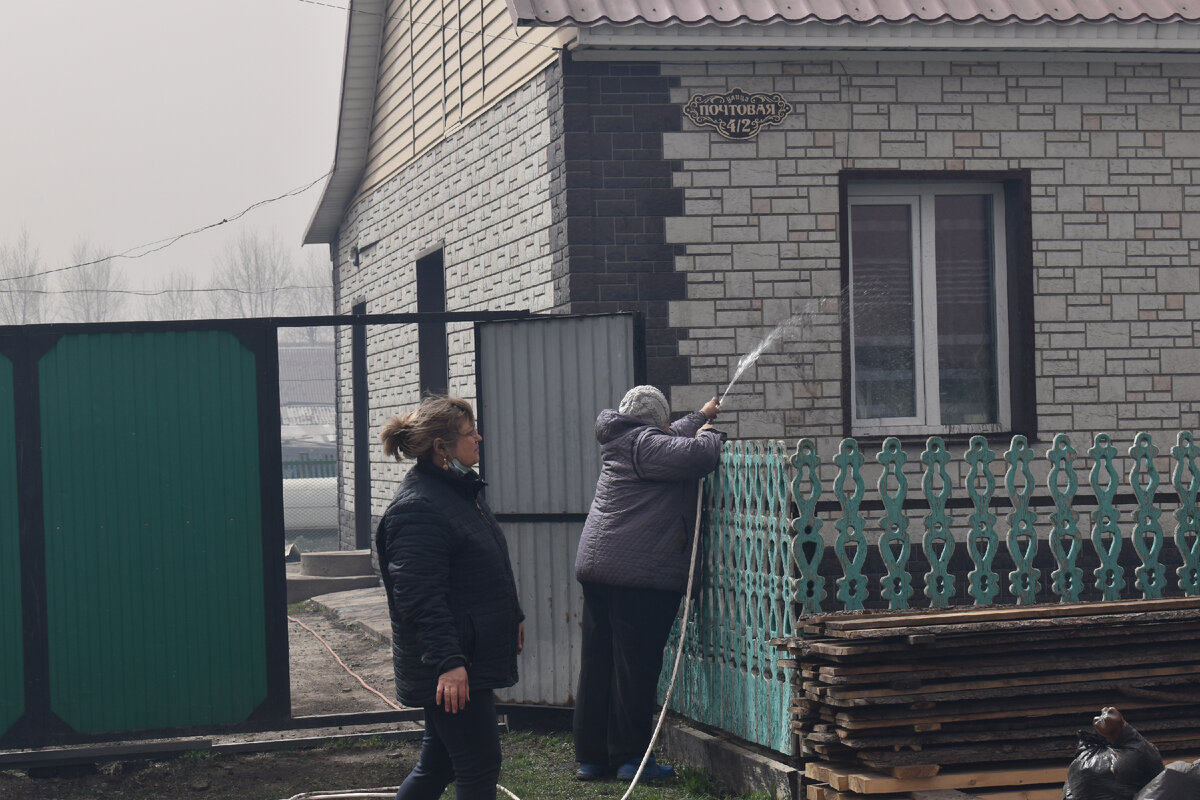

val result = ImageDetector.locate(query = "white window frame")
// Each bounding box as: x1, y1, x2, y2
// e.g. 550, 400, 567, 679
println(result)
847, 181, 1011, 437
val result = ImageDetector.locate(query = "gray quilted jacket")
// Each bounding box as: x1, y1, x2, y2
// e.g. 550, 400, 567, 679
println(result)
574, 409, 724, 593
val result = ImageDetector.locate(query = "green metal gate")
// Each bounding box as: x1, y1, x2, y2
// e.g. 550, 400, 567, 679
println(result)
0, 325, 288, 748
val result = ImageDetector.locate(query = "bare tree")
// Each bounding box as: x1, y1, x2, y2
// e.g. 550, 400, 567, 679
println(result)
58, 239, 128, 322
210, 230, 292, 318
282, 248, 335, 343
0, 228, 48, 324
143, 270, 201, 321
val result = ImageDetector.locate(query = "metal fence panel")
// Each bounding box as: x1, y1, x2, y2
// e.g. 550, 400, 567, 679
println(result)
0, 356, 19, 738
476, 314, 637, 515
38, 331, 276, 734
495, 521, 584, 706
477, 313, 638, 707
0, 325, 289, 749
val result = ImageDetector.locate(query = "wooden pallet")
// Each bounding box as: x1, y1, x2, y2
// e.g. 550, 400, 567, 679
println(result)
803, 754, 1200, 800
805, 762, 1065, 794
808, 787, 1064, 800
778, 598, 1200, 787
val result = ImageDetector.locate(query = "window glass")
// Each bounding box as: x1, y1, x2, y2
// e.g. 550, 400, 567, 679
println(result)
850, 203, 917, 420
934, 194, 998, 425
846, 180, 1012, 436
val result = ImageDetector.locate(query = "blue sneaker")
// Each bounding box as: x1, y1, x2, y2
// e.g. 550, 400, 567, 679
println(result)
617, 755, 677, 781
576, 762, 605, 781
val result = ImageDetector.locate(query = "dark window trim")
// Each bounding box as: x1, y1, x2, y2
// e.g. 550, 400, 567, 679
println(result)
838, 169, 1036, 441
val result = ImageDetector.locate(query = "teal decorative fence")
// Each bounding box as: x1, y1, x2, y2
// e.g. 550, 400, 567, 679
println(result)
661, 432, 1200, 756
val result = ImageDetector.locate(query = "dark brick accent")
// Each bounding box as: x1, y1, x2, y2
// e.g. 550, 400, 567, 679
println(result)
547, 56, 688, 397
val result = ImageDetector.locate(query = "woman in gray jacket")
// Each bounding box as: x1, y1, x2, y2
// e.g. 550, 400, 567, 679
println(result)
573, 385, 723, 782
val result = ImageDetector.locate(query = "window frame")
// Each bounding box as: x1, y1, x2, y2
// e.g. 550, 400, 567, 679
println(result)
839, 170, 1036, 442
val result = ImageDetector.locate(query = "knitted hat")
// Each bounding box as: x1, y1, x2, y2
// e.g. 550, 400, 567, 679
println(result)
619, 385, 670, 429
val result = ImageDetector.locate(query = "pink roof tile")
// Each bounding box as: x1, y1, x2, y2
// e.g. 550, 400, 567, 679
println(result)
506, 0, 1200, 26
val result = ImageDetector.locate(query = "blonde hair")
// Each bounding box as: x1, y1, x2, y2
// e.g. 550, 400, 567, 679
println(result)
379, 395, 475, 462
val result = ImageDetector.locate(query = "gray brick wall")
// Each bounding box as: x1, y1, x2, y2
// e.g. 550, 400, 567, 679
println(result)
330, 74, 556, 536
662, 58, 1200, 458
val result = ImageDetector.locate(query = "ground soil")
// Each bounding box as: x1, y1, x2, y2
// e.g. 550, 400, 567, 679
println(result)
285, 604, 400, 718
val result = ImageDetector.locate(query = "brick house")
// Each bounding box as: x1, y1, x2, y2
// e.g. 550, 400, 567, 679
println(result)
306, 0, 1200, 517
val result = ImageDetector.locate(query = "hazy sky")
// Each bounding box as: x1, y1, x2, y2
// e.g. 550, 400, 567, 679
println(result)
0, 0, 348, 316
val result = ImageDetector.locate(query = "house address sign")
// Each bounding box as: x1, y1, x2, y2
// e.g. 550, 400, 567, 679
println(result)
683, 88, 793, 140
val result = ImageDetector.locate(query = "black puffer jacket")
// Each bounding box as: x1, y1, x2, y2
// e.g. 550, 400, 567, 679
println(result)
376, 460, 524, 708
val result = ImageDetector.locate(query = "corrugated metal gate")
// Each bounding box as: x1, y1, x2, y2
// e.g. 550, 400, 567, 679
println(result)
476, 314, 641, 706
0, 324, 289, 748
0, 311, 642, 750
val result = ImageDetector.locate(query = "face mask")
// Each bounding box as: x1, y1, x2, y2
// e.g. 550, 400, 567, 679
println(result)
448, 458, 471, 476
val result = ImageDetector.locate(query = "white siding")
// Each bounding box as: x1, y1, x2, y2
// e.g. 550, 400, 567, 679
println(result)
362, 0, 565, 192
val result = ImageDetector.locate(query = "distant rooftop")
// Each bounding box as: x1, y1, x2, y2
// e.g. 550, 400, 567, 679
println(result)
279, 344, 335, 407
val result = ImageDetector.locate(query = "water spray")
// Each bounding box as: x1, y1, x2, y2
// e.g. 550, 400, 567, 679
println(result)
718, 316, 804, 406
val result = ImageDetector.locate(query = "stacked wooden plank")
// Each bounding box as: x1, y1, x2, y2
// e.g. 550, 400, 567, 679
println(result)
775, 597, 1200, 800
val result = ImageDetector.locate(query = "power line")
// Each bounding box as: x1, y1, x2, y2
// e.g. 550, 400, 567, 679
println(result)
0, 173, 331, 286
6, 284, 332, 297
3, 1, 560, 290
2, 0, 561, 288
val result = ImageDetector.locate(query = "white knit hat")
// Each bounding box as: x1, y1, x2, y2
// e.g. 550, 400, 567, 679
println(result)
619, 385, 670, 429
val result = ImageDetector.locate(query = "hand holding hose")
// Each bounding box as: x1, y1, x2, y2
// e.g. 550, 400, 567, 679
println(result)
700, 396, 720, 421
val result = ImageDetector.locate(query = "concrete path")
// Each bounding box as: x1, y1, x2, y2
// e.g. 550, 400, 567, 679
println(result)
306, 585, 392, 645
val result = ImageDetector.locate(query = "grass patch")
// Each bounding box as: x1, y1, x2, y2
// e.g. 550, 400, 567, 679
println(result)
497, 730, 764, 800
320, 735, 394, 750
286, 600, 316, 614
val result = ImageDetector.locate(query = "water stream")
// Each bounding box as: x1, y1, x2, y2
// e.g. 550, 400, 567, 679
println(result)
719, 316, 805, 406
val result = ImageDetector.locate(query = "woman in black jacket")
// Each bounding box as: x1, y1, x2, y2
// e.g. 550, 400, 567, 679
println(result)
377, 395, 524, 800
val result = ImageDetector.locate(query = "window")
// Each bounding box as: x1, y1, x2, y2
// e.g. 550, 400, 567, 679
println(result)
416, 249, 448, 395
843, 176, 1032, 438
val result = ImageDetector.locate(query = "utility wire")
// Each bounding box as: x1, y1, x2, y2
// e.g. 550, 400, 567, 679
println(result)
11, 284, 332, 297
2, 0, 561, 289
0, 173, 331, 285
2, 0, 560, 289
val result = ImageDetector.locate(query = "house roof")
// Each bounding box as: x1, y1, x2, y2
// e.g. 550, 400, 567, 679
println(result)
304, 0, 387, 247
306, 0, 1199, 245
507, 0, 1200, 27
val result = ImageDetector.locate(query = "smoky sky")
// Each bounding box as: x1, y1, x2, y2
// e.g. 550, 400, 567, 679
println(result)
0, 0, 345, 295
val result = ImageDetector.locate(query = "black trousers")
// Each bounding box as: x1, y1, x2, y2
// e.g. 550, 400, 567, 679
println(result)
395, 689, 501, 800
572, 582, 682, 767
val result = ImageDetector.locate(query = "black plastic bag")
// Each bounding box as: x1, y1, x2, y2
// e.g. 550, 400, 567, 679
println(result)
1062, 725, 1164, 800
1133, 760, 1200, 800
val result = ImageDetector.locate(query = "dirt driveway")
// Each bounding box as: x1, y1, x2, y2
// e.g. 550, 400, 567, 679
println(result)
286, 603, 400, 718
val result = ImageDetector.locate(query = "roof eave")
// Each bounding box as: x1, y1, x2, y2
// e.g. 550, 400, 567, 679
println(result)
563, 19, 1200, 57
304, 0, 388, 247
